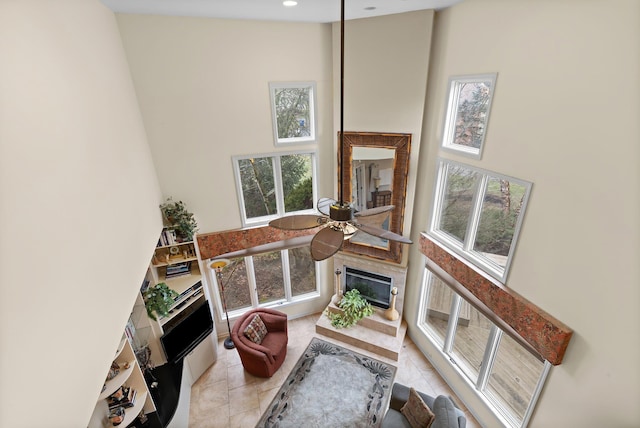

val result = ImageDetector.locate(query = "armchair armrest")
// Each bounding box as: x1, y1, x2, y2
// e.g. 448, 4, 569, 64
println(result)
257, 308, 288, 333
236, 335, 276, 364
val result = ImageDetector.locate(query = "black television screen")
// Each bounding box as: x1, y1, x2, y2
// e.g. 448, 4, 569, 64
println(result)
160, 300, 213, 362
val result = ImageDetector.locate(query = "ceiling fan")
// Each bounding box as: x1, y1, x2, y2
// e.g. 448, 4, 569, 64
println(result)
269, 0, 412, 262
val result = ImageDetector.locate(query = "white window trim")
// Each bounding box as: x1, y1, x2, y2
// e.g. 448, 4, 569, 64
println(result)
233, 150, 319, 227
428, 158, 532, 282
441, 73, 497, 160
212, 248, 321, 321
269, 81, 317, 146
417, 265, 552, 428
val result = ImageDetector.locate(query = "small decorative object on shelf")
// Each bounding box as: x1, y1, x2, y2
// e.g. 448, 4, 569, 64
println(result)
136, 410, 148, 424
143, 282, 179, 321
159, 197, 198, 241
107, 385, 137, 409
109, 407, 125, 426
106, 361, 120, 381
384, 287, 400, 321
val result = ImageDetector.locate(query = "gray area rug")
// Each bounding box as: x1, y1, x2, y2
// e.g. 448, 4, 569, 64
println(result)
256, 337, 397, 428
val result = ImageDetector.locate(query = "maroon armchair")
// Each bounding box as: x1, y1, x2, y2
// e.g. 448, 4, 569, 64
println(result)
231, 308, 288, 377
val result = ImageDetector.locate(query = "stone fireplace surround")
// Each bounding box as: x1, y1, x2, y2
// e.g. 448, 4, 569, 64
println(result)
315, 252, 408, 361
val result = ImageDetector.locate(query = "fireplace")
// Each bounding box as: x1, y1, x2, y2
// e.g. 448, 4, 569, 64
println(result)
344, 267, 393, 309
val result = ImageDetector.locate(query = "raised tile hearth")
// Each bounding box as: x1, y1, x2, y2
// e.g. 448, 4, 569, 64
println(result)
315, 253, 409, 361
316, 304, 407, 361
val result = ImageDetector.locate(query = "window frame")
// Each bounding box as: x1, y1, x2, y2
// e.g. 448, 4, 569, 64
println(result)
269, 81, 317, 146
211, 247, 320, 320
417, 266, 551, 428
233, 150, 318, 227
441, 73, 497, 159
428, 158, 532, 282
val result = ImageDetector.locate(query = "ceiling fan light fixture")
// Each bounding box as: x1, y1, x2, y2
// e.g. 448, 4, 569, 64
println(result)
330, 203, 353, 222
341, 222, 358, 239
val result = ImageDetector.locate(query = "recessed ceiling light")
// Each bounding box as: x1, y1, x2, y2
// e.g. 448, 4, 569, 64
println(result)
283, 0, 298, 6
364, 6, 376, 11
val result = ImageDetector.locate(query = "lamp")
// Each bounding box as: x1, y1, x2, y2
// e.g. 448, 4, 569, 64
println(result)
373, 176, 381, 192
210, 258, 235, 349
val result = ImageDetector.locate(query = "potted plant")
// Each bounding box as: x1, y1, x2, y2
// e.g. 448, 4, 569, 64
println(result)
160, 197, 198, 241
143, 282, 179, 321
325, 289, 374, 328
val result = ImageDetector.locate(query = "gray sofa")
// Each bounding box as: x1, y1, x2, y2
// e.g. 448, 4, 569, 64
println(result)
381, 383, 467, 428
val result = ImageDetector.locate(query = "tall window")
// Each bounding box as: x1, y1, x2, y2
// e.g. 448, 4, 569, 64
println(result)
233, 151, 317, 226
214, 247, 318, 316
429, 159, 532, 282
419, 268, 550, 428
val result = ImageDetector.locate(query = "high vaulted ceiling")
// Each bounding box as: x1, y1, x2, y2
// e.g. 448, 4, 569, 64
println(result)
100, 0, 463, 23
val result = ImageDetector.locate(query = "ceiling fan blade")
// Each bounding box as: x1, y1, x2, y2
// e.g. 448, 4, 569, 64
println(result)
354, 205, 395, 217
310, 226, 344, 261
269, 215, 327, 230
317, 197, 337, 216
353, 223, 412, 244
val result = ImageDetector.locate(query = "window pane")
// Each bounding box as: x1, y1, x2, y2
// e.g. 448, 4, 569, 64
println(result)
288, 247, 316, 297
451, 304, 493, 382
274, 87, 312, 139
282, 154, 313, 212
473, 178, 527, 267
422, 271, 454, 346
487, 334, 545, 423
439, 164, 479, 243
254, 251, 285, 304
220, 258, 252, 312
453, 81, 493, 150
238, 157, 276, 219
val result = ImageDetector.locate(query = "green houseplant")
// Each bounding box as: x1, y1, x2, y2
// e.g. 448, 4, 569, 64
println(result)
160, 197, 198, 241
325, 289, 374, 328
143, 282, 179, 321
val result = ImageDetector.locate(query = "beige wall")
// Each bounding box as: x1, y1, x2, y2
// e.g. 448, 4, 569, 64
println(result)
116, 13, 337, 321
0, 1, 163, 427
405, 0, 640, 426
116, 14, 335, 235
337, 10, 434, 244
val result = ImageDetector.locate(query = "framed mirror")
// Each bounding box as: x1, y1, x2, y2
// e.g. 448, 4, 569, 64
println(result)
339, 132, 411, 263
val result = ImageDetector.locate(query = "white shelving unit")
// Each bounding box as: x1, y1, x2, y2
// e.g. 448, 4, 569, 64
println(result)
88, 338, 156, 428
149, 238, 201, 293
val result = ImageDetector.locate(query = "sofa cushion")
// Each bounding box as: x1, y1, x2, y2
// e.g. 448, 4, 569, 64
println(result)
400, 387, 435, 428
383, 409, 413, 428
430, 395, 459, 428
243, 314, 268, 344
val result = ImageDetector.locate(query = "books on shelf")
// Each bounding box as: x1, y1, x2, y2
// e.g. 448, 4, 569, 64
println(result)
107, 385, 137, 410
158, 229, 177, 247
165, 261, 191, 279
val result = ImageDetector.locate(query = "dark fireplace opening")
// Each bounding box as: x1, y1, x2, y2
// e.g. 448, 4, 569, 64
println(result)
344, 267, 393, 309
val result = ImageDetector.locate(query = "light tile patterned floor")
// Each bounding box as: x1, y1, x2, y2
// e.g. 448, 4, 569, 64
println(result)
188, 313, 480, 428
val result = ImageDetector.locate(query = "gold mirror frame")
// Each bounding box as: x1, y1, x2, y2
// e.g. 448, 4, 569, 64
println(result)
339, 132, 411, 263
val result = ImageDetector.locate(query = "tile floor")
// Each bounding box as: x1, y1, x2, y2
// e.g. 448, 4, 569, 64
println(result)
188, 313, 481, 428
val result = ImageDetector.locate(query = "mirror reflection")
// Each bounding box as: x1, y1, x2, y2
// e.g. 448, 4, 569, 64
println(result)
351, 147, 395, 211
350, 147, 396, 250
340, 132, 411, 264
